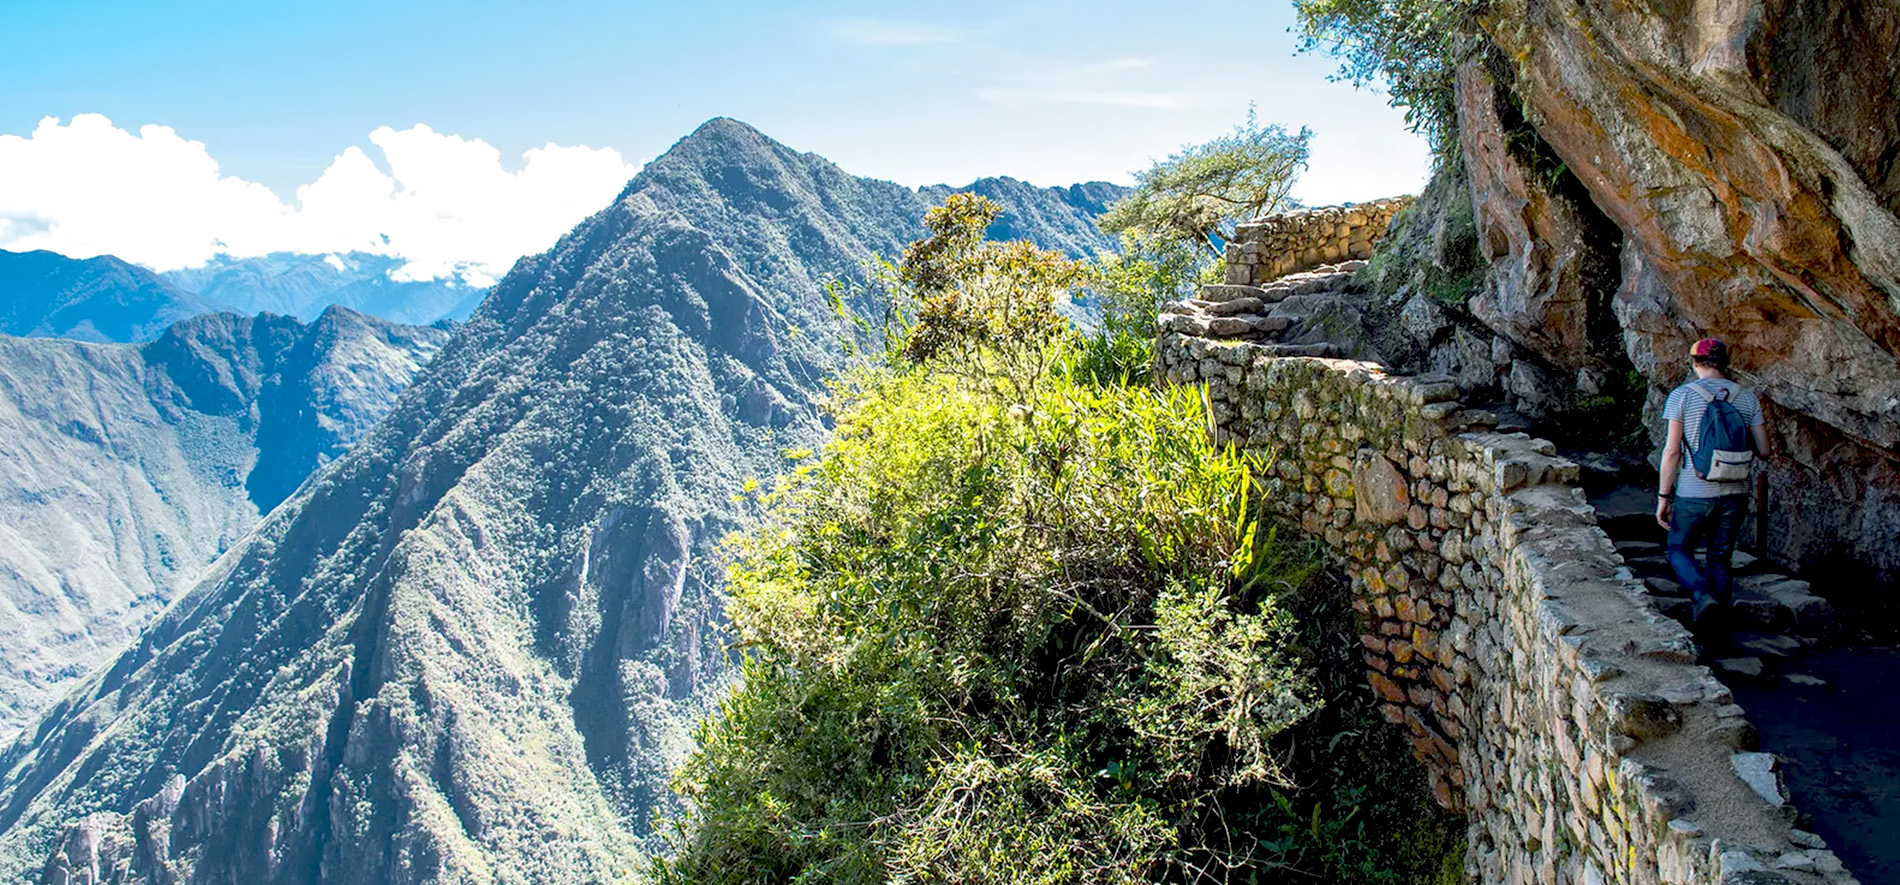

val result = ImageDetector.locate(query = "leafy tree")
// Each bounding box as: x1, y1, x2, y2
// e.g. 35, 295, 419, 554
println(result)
1293, 0, 1480, 153
1099, 112, 1312, 259
899, 192, 1089, 408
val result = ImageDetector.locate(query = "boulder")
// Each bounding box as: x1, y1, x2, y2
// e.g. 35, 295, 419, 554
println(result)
1505, 359, 1566, 419
1399, 292, 1449, 344
1272, 293, 1385, 363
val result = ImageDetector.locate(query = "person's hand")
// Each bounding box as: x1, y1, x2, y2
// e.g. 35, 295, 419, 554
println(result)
1655, 497, 1672, 530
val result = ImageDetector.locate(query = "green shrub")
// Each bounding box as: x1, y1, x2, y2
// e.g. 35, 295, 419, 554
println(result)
656, 200, 1462, 884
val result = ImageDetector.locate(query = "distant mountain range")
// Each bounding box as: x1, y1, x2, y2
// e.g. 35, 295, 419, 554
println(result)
0, 307, 449, 743
0, 251, 220, 343
0, 117, 1126, 883
0, 249, 483, 345
160, 252, 488, 326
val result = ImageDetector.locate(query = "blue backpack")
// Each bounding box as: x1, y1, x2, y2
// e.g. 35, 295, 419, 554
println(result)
1688, 383, 1753, 481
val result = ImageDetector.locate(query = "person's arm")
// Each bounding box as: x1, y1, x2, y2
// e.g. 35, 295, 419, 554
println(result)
1657, 419, 1685, 529
1749, 395, 1771, 457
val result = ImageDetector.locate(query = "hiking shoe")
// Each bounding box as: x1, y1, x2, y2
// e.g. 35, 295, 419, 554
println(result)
1691, 594, 1720, 628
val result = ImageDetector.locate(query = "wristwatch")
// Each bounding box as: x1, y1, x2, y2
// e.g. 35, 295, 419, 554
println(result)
1657, 492, 1674, 499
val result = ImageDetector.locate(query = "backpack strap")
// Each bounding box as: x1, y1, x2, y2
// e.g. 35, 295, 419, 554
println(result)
1687, 379, 1730, 405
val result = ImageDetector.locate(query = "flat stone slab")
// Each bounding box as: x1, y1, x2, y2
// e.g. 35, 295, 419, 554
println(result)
1157, 314, 1211, 336
1197, 284, 1282, 304
1715, 657, 1767, 678
1205, 315, 1289, 338
1206, 297, 1266, 316
1646, 577, 1683, 596
1735, 633, 1804, 659
1731, 751, 1785, 806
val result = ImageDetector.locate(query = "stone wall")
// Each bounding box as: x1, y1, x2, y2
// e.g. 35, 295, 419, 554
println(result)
1155, 333, 1860, 884
1223, 197, 1413, 284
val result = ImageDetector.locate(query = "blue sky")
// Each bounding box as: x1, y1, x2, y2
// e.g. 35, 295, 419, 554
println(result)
0, 0, 1430, 277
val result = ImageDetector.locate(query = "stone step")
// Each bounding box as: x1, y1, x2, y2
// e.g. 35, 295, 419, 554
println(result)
1205, 315, 1290, 339
1731, 632, 1805, 660
1205, 297, 1265, 317
1158, 310, 1292, 342
1197, 283, 1287, 304
1653, 595, 1694, 622
1712, 656, 1767, 680
1737, 575, 1838, 638
1615, 539, 1663, 557
1646, 577, 1683, 598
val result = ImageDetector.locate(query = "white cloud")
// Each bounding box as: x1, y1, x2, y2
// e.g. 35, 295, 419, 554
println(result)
823, 17, 965, 46
0, 114, 638, 286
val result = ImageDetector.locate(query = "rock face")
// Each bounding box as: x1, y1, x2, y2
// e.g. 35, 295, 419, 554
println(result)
0, 308, 449, 741
1457, 0, 1900, 594
0, 118, 1122, 884
1455, 60, 1622, 374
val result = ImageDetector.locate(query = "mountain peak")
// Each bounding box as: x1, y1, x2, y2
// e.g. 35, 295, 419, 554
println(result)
643, 116, 790, 176
685, 116, 767, 144
0, 122, 1128, 885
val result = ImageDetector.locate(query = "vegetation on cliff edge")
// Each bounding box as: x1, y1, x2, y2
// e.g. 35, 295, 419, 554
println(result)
656, 196, 1460, 884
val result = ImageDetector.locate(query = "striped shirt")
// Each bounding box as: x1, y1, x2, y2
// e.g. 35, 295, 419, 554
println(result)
1664, 378, 1763, 499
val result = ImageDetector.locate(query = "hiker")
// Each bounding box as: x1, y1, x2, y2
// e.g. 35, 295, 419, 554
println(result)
1655, 338, 1771, 624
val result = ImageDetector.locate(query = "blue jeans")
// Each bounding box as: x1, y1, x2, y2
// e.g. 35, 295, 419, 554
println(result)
1667, 494, 1748, 621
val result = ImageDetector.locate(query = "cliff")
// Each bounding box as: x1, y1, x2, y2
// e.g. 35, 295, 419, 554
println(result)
1352, 0, 1900, 600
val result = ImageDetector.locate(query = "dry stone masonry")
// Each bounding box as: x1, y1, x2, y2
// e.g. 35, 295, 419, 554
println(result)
1223, 196, 1412, 284
1153, 210, 1862, 884
1157, 263, 1365, 354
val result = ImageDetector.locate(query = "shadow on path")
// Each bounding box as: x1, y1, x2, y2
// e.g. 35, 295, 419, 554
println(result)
1588, 477, 1900, 883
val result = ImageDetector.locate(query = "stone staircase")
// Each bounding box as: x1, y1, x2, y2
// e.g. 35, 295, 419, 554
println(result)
1592, 487, 1900, 880
1163, 226, 1894, 883
1155, 262, 1364, 356
1593, 499, 1840, 683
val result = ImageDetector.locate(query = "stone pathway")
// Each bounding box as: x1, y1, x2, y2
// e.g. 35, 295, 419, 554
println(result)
1591, 484, 1900, 882
1156, 262, 1365, 357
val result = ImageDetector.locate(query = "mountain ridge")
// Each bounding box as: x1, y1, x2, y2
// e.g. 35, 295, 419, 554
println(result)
0, 250, 215, 343
161, 252, 486, 326
0, 116, 1125, 883
0, 306, 449, 743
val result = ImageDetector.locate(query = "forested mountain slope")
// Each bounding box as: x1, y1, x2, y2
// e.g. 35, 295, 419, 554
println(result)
0, 307, 448, 741
0, 117, 1122, 883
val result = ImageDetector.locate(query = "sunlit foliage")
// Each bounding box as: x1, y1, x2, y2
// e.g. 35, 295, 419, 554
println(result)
1099, 112, 1311, 259
654, 196, 1460, 885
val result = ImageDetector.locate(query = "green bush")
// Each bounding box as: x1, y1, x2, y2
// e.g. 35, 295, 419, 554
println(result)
655, 201, 1461, 884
